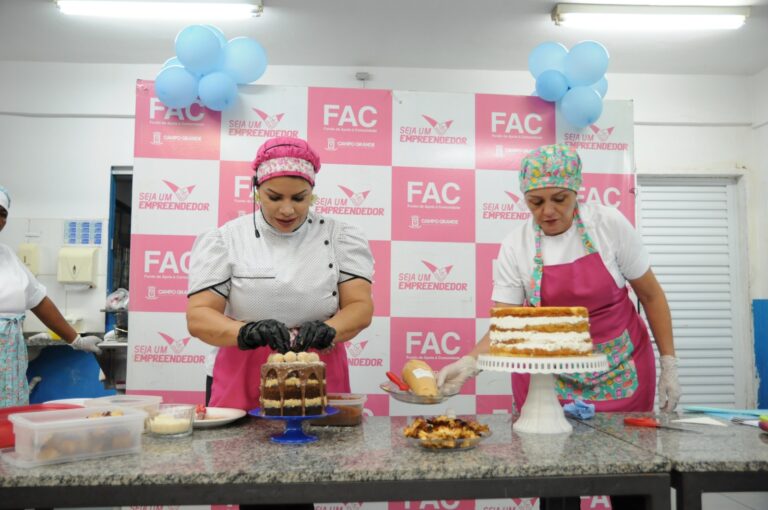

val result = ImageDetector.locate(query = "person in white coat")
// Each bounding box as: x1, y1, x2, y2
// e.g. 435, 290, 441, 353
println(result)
437, 144, 681, 415
0, 186, 102, 408
187, 137, 374, 412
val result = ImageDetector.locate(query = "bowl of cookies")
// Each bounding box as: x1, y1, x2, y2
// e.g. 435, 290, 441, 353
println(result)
403, 415, 491, 451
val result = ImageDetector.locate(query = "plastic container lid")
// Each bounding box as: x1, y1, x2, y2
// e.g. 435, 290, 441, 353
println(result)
0, 404, 83, 449
84, 394, 162, 409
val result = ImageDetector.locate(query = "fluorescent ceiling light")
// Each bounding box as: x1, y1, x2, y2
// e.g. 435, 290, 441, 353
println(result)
55, 0, 263, 20
552, 4, 750, 30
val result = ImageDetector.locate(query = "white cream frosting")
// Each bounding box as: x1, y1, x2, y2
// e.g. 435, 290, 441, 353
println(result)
494, 341, 593, 353
491, 315, 587, 329
490, 330, 591, 343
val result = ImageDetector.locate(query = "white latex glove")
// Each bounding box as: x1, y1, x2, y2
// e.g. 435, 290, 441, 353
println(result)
658, 355, 681, 412
437, 355, 479, 395
70, 334, 103, 354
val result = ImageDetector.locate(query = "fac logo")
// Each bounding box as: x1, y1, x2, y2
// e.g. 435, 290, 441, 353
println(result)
589, 124, 615, 142
344, 340, 368, 357
253, 108, 285, 129
158, 333, 191, 354
162, 180, 196, 201
422, 260, 453, 282
422, 115, 453, 135
338, 185, 370, 206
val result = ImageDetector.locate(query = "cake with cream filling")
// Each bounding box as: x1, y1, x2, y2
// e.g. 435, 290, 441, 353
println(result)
260, 351, 327, 416
489, 306, 593, 357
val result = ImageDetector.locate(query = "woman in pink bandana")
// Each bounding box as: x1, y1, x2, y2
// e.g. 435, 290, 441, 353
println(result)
186, 137, 374, 411
438, 144, 681, 414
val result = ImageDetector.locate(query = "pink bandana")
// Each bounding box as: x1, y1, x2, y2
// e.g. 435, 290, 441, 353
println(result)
255, 157, 316, 186
252, 137, 321, 186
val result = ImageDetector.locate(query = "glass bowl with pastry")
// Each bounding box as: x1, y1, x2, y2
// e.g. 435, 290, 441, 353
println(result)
403, 415, 491, 451
380, 359, 459, 404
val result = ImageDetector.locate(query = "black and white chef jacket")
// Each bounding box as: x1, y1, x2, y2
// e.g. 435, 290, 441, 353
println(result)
188, 210, 374, 376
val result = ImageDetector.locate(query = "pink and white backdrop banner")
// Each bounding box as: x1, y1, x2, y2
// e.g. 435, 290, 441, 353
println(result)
128, 81, 632, 509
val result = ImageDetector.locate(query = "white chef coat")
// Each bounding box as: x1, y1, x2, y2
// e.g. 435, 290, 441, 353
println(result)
188, 210, 374, 376
492, 203, 650, 305
0, 243, 46, 316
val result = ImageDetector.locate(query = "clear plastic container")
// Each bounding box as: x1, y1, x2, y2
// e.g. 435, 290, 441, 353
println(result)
310, 393, 367, 427
1, 406, 146, 468
85, 395, 162, 431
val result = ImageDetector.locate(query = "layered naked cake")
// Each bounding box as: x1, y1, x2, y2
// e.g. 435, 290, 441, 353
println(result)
260, 351, 327, 416
489, 306, 593, 357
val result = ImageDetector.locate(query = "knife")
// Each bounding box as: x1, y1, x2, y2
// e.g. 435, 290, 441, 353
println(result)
386, 371, 410, 391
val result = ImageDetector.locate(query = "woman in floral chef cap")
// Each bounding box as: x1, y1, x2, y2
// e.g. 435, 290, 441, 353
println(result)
186, 137, 374, 411
439, 144, 681, 413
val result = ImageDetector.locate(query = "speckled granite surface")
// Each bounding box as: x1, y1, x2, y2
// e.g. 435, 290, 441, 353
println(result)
578, 412, 768, 472
0, 414, 669, 488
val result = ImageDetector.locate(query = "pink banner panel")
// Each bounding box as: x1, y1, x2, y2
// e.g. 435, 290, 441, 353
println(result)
390, 317, 478, 395
129, 234, 195, 312
391, 167, 475, 242
134, 80, 221, 160
308, 87, 393, 166
218, 160, 258, 226
475, 94, 555, 171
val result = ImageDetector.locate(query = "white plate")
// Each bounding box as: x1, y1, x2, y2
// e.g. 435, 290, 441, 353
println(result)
193, 407, 247, 429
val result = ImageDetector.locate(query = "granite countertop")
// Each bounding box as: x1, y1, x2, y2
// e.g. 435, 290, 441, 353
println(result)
578, 412, 768, 473
0, 414, 669, 488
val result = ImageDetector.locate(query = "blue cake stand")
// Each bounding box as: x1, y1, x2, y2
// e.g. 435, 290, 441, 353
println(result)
249, 406, 339, 444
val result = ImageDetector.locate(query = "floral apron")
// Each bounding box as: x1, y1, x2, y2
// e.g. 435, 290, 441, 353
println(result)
0, 314, 29, 408
511, 211, 655, 412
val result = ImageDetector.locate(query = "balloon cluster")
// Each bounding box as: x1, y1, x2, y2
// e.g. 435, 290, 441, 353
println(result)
155, 25, 268, 111
529, 41, 609, 128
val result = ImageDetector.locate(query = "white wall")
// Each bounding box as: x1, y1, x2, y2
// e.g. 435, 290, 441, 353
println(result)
0, 60, 765, 334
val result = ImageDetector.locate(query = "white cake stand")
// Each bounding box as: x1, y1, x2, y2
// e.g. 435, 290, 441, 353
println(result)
477, 354, 608, 434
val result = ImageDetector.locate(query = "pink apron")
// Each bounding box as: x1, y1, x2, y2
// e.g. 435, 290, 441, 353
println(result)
211, 346, 351, 411
511, 215, 655, 412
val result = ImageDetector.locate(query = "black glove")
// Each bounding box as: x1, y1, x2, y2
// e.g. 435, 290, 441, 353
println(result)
237, 319, 291, 353
293, 320, 336, 352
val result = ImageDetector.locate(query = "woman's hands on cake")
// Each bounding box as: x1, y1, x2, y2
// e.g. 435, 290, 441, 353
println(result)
658, 355, 681, 412
437, 355, 480, 395
237, 319, 292, 353
293, 320, 336, 352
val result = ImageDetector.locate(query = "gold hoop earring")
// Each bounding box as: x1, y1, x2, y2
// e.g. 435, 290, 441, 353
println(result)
253, 192, 261, 203
310, 194, 318, 205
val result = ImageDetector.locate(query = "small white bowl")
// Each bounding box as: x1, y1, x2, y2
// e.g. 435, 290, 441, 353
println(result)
148, 404, 194, 438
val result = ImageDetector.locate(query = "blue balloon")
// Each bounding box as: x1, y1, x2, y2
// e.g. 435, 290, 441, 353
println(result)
592, 76, 608, 98
162, 56, 181, 69
565, 41, 609, 87
204, 25, 228, 48
175, 25, 222, 75
154, 66, 198, 109
528, 41, 568, 79
198, 72, 238, 111
535, 70, 569, 102
560, 86, 604, 128
220, 37, 268, 84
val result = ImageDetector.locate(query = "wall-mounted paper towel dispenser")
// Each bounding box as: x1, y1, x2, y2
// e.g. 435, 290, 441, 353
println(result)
57, 247, 99, 287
